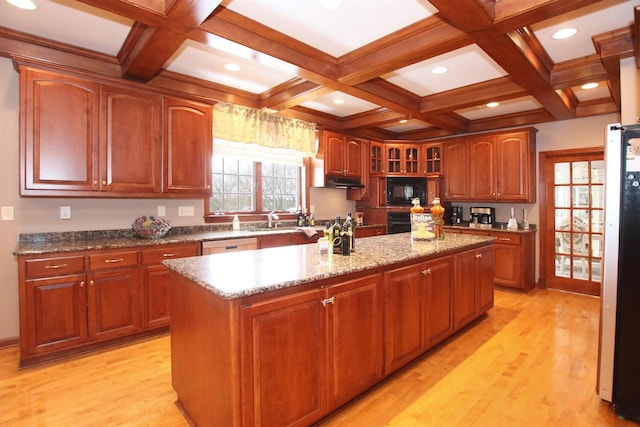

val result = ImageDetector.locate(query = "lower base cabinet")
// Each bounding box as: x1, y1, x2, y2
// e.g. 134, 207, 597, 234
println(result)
18, 242, 200, 367
170, 243, 494, 427
453, 245, 495, 330
240, 274, 384, 426
384, 256, 453, 374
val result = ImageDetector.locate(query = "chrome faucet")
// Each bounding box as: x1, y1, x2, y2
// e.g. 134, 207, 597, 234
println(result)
267, 211, 280, 228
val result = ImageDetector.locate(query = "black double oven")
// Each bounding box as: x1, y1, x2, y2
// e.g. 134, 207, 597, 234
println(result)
385, 177, 427, 234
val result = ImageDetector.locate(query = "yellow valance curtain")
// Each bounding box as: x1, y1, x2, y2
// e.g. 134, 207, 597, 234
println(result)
213, 102, 317, 156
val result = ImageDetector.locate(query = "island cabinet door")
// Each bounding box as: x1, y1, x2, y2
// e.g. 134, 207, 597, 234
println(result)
453, 246, 495, 330
240, 288, 327, 427
423, 256, 454, 350
325, 273, 384, 410
383, 263, 426, 374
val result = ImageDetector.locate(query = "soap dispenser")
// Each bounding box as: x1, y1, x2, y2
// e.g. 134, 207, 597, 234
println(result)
232, 215, 240, 231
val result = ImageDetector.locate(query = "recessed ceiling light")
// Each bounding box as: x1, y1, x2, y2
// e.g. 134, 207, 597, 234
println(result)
581, 82, 599, 90
399, 119, 408, 124
486, 102, 500, 108
333, 98, 345, 105
224, 63, 240, 72
6, 0, 37, 10
552, 28, 577, 40
318, 0, 342, 9
431, 66, 448, 75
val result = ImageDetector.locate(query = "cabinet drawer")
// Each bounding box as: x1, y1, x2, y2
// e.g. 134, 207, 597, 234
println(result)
141, 244, 200, 265
25, 256, 86, 279
88, 251, 138, 271
490, 233, 521, 245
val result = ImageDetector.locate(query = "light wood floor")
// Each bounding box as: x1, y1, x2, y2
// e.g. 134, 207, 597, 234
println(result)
0, 289, 636, 426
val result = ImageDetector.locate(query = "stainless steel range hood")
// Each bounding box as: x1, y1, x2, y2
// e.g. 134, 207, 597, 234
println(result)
326, 176, 364, 189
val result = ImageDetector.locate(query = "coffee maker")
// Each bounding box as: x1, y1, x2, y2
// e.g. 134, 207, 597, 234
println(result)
450, 206, 463, 224
469, 207, 495, 229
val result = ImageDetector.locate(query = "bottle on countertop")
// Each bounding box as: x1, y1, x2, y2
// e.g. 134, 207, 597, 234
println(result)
232, 215, 240, 231
343, 212, 354, 253
332, 216, 342, 254
297, 206, 304, 227
309, 212, 315, 227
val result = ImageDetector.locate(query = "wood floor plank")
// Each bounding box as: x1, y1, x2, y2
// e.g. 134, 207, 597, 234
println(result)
0, 289, 635, 426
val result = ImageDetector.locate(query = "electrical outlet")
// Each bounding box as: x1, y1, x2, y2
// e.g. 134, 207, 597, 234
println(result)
60, 206, 71, 220
178, 206, 194, 217
157, 205, 166, 217
1, 206, 14, 221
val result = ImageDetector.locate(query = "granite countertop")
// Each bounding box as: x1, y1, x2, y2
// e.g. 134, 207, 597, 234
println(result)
13, 223, 386, 256
444, 224, 537, 234
162, 232, 495, 300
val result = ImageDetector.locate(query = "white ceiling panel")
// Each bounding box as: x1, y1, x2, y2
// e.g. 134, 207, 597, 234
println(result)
573, 83, 612, 102
164, 39, 299, 94
0, 0, 132, 56
380, 119, 432, 132
220, 0, 437, 57
299, 91, 380, 116
456, 96, 543, 121
382, 45, 507, 96
531, 0, 636, 63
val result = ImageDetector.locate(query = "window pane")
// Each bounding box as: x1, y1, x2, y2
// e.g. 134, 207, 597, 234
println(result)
591, 210, 604, 233
555, 162, 570, 184
555, 209, 571, 229
555, 186, 571, 207
572, 161, 589, 184
591, 184, 604, 208
572, 186, 589, 207
262, 162, 299, 212
591, 160, 604, 184
211, 158, 255, 212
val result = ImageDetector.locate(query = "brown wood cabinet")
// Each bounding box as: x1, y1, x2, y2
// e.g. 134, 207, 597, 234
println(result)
453, 245, 495, 330
370, 140, 385, 175
385, 143, 420, 176
18, 242, 200, 367
19, 65, 212, 198
441, 127, 537, 203
423, 142, 443, 176
168, 239, 494, 427
355, 225, 386, 238
383, 256, 453, 374
162, 97, 212, 195
100, 84, 162, 193
323, 130, 362, 178
449, 228, 536, 292
240, 273, 383, 426
140, 244, 200, 329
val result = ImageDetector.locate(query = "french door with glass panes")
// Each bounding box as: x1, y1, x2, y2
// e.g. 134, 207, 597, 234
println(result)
542, 150, 604, 295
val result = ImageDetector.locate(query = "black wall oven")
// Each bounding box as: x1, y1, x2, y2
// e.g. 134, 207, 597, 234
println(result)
387, 211, 411, 234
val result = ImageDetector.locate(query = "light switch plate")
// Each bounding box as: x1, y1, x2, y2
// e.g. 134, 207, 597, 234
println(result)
1, 206, 14, 221
157, 205, 166, 217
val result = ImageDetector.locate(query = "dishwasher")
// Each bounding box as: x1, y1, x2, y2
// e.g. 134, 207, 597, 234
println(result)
201, 238, 258, 255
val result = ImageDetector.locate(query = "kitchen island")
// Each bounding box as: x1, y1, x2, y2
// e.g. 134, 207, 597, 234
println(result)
163, 232, 495, 427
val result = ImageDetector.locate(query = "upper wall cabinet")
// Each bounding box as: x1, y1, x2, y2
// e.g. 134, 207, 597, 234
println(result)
19, 65, 212, 198
369, 141, 384, 176
162, 97, 212, 195
20, 67, 100, 194
323, 130, 362, 178
442, 127, 537, 203
385, 143, 420, 176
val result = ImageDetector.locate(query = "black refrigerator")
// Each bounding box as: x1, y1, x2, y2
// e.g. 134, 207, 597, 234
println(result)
599, 124, 640, 422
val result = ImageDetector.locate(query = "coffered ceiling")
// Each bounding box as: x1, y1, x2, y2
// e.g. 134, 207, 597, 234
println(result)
0, 0, 637, 140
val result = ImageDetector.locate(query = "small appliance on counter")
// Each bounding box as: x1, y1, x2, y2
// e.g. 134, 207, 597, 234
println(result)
450, 206, 463, 224
469, 207, 495, 229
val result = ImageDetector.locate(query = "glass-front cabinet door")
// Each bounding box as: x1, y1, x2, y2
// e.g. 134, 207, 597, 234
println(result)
370, 141, 384, 175
424, 143, 442, 176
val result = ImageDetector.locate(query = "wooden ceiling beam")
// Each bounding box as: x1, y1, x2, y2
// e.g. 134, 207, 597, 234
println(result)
635, 6, 640, 69
551, 55, 609, 89
493, 0, 606, 31
340, 108, 407, 130
260, 79, 332, 111
337, 16, 471, 86
421, 77, 528, 114
593, 26, 634, 110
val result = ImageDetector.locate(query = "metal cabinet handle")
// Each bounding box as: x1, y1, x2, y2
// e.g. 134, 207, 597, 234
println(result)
163, 253, 178, 257
321, 296, 335, 307
422, 268, 431, 275
498, 237, 511, 241
475, 253, 483, 259
45, 263, 68, 269
225, 245, 238, 250
80, 281, 85, 287
90, 280, 94, 286
104, 258, 124, 263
